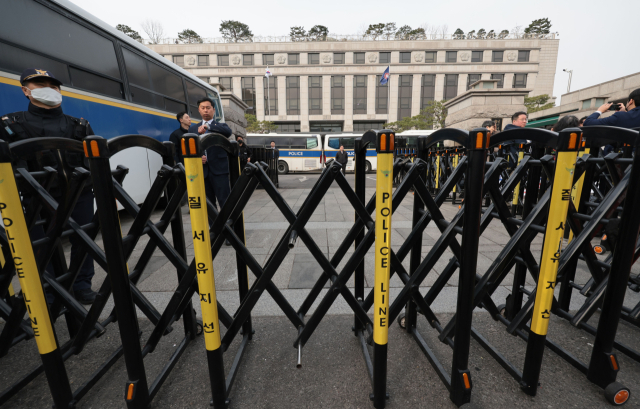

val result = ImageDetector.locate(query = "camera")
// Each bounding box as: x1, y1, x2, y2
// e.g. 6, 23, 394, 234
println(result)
608, 102, 622, 111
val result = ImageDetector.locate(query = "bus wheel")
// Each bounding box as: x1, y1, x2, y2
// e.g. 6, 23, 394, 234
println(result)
277, 161, 289, 174
365, 161, 372, 173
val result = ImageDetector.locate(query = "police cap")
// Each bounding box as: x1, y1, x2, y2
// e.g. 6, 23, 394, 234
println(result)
20, 68, 63, 87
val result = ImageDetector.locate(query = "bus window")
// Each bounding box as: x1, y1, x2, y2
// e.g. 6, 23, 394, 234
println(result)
340, 138, 355, 149
69, 67, 123, 99
248, 136, 265, 146
290, 136, 308, 149
273, 138, 290, 149
0, 41, 71, 85
306, 138, 318, 149
186, 81, 207, 120
328, 137, 340, 149
207, 90, 223, 121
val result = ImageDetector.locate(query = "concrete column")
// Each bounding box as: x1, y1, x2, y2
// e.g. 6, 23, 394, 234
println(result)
278, 76, 286, 117
345, 75, 354, 131
504, 73, 515, 89
458, 74, 468, 96
388, 74, 399, 123
367, 75, 376, 115
323, 75, 331, 116
526, 73, 537, 95
434, 74, 445, 101
481, 73, 491, 80
300, 76, 309, 131
210, 54, 217, 66
232, 77, 242, 99
255, 76, 265, 120
411, 74, 422, 116
346, 52, 354, 64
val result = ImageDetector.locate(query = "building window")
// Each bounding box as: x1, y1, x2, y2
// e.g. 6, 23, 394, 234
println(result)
513, 73, 528, 88
274, 122, 301, 133
173, 55, 184, 66
262, 54, 274, 66
471, 51, 483, 62
518, 50, 530, 62
286, 76, 300, 115
308, 53, 319, 64
595, 98, 606, 106
218, 55, 229, 66
333, 53, 344, 64
444, 74, 458, 100
379, 52, 391, 64
310, 122, 342, 132
421, 74, 436, 110
397, 75, 412, 120
353, 121, 385, 132
241, 77, 256, 115
308, 76, 322, 114
354, 52, 365, 64
197, 55, 209, 66
446, 51, 457, 63
492, 51, 503, 62
376, 74, 388, 114
353, 75, 367, 115
288, 53, 299, 65
400, 52, 411, 63
582, 100, 592, 110
331, 76, 345, 114
467, 74, 482, 90
491, 74, 504, 88
219, 77, 232, 91
425, 51, 436, 63
263, 76, 277, 115
243, 54, 253, 66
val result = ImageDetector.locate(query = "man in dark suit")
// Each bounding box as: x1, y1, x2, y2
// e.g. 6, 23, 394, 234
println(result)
188, 97, 233, 214
269, 140, 280, 160
335, 145, 349, 174
584, 89, 640, 129
502, 111, 528, 168
169, 111, 191, 165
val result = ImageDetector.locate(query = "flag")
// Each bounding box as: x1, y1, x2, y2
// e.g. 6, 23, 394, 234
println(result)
380, 66, 390, 85
265, 66, 271, 77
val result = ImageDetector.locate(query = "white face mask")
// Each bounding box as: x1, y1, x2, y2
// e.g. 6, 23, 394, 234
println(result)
26, 87, 62, 106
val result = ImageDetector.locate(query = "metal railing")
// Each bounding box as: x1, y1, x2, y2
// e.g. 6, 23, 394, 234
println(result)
143, 32, 557, 45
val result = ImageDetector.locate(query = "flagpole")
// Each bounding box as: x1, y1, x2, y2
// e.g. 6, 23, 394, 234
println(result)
267, 65, 270, 118
387, 65, 391, 124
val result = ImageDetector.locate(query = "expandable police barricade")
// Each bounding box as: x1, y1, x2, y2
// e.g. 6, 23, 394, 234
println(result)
248, 146, 279, 187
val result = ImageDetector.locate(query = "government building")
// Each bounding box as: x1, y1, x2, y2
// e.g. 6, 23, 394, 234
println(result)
147, 35, 559, 132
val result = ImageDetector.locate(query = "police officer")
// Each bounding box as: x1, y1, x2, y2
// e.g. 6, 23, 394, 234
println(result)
1, 68, 97, 304
236, 135, 252, 170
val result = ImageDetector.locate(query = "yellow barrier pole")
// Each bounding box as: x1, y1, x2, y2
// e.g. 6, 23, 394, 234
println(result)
521, 130, 582, 396
0, 141, 73, 407
511, 147, 525, 216
372, 130, 394, 408
180, 135, 227, 408
568, 145, 590, 243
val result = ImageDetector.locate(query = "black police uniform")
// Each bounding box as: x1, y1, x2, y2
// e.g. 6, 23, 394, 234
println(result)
1, 70, 96, 300
238, 141, 252, 170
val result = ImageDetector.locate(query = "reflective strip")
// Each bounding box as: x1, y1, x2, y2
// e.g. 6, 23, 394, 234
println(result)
512, 151, 525, 206
530, 150, 578, 335
0, 163, 57, 354
568, 148, 590, 243
184, 157, 221, 351
373, 153, 393, 345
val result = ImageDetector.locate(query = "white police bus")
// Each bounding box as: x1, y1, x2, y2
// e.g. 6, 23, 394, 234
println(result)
324, 133, 377, 172
0, 0, 225, 204
246, 133, 322, 174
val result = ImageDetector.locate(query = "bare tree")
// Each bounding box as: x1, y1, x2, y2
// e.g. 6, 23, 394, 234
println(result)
511, 25, 523, 38
428, 25, 439, 39
438, 24, 449, 39
141, 19, 165, 44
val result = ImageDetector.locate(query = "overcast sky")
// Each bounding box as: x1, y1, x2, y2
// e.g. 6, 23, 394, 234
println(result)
71, 0, 639, 105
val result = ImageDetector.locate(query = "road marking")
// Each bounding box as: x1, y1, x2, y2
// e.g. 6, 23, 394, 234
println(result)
299, 176, 308, 182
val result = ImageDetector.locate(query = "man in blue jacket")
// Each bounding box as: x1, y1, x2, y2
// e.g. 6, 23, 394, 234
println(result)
584, 89, 640, 156
188, 97, 233, 214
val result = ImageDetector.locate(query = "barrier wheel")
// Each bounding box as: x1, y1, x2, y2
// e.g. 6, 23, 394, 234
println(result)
604, 382, 630, 406
397, 313, 406, 329
277, 161, 289, 174
497, 304, 507, 318
365, 161, 372, 173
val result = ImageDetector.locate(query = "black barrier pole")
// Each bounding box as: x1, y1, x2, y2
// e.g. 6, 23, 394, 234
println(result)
521, 129, 582, 396
0, 141, 74, 409
372, 130, 394, 408
181, 134, 227, 408
449, 129, 490, 406
354, 138, 367, 333
586, 133, 640, 402
83, 136, 150, 408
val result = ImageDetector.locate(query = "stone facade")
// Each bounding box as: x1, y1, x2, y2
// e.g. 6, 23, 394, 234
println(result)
529, 71, 640, 123
211, 83, 248, 139
444, 80, 529, 131
147, 38, 559, 133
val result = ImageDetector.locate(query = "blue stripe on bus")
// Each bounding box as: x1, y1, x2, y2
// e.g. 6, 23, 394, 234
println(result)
0, 81, 177, 141
280, 150, 322, 157
325, 150, 377, 157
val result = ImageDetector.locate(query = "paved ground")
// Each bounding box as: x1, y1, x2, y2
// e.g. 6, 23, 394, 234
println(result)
2, 172, 640, 408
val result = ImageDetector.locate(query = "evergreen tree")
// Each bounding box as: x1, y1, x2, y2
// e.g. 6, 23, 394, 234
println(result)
220, 20, 254, 42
